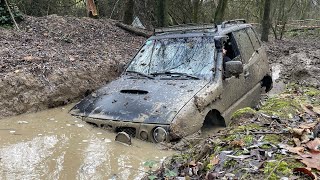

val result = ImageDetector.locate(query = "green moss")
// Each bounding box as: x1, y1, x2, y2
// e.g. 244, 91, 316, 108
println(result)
232, 124, 262, 133
223, 159, 237, 168
259, 96, 301, 118
263, 155, 306, 179
231, 107, 257, 120
261, 144, 272, 149
304, 87, 320, 97
243, 135, 254, 145
264, 161, 292, 180
264, 134, 281, 145
224, 134, 237, 141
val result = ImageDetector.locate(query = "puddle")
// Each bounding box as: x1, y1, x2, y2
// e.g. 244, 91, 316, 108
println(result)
0, 105, 173, 179
268, 63, 286, 95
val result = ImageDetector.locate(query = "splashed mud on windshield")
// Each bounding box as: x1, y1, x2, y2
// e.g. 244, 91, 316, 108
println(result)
0, 105, 173, 179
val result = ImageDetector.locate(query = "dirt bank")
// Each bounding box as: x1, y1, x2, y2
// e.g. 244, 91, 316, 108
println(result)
0, 15, 145, 118
266, 36, 320, 88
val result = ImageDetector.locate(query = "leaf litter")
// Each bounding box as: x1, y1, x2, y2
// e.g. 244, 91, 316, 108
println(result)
151, 84, 320, 179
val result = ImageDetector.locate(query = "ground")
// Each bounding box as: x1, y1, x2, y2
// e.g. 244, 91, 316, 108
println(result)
0, 15, 145, 118
1, 15, 320, 179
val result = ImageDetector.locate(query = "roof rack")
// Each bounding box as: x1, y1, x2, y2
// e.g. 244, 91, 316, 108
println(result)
154, 23, 217, 34
221, 19, 246, 28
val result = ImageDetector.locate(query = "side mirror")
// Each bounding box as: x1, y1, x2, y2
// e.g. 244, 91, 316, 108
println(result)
225, 61, 243, 78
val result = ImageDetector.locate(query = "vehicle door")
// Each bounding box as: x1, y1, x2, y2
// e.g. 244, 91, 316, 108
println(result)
219, 33, 247, 112
232, 28, 260, 93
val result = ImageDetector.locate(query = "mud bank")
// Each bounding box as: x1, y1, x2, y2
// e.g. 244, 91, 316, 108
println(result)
0, 15, 145, 118
266, 37, 320, 88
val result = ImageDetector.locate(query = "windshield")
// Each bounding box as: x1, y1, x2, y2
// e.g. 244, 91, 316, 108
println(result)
126, 36, 216, 79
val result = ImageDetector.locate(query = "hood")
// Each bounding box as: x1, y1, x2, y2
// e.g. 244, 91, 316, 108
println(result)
70, 76, 209, 124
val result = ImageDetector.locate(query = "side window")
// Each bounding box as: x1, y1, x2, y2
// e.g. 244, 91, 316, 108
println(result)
247, 28, 261, 50
233, 30, 255, 64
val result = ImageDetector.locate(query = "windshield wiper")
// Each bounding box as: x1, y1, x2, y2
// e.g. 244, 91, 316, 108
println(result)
126, 70, 154, 79
151, 71, 199, 80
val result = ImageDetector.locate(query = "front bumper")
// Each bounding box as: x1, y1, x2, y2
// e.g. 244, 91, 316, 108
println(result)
77, 116, 170, 142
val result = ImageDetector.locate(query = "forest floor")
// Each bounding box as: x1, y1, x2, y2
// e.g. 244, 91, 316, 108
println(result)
0, 15, 144, 118
150, 35, 320, 179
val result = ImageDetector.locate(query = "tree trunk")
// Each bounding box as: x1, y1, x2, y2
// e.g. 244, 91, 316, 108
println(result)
0, 0, 5, 7
86, 0, 98, 18
261, 0, 271, 42
123, 0, 134, 25
156, 0, 168, 27
193, 0, 200, 23
214, 0, 228, 24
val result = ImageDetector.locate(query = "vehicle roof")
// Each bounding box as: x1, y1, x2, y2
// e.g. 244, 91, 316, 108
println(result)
152, 23, 252, 39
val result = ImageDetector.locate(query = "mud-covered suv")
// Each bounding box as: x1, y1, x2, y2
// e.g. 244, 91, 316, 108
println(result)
70, 20, 272, 143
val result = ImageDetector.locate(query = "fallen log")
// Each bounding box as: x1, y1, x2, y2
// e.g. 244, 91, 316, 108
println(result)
289, 26, 320, 32
115, 22, 152, 38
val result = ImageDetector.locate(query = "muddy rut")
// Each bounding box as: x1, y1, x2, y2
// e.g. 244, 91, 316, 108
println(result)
0, 105, 173, 179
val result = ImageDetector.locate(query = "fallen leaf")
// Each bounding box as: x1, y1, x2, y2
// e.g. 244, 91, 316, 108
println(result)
293, 168, 316, 180
292, 128, 305, 136
313, 106, 320, 115
210, 155, 219, 166
301, 104, 317, 116
313, 123, 320, 138
306, 138, 320, 153
299, 122, 317, 129
280, 144, 304, 155
189, 160, 197, 167
230, 139, 245, 147
300, 152, 320, 171
293, 137, 301, 147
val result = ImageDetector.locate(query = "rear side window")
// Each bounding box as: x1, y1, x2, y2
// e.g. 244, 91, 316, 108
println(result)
233, 29, 254, 64
247, 28, 261, 50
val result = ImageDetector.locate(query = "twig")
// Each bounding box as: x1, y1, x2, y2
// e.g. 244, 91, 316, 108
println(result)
212, 131, 289, 137
266, 157, 295, 180
4, 0, 20, 31
109, 0, 121, 19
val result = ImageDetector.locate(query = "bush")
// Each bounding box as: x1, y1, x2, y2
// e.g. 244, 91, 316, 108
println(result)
0, 3, 23, 26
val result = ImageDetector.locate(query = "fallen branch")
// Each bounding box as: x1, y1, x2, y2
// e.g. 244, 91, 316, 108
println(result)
4, 0, 20, 31
115, 22, 152, 38
289, 26, 320, 32
212, 131, 289, 137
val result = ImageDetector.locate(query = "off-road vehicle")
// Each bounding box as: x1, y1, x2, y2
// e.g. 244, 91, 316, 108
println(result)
70, 20, 272, 143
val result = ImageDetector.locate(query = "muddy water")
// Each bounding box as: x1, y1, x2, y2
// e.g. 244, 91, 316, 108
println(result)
269, 63, 286, 95
0, 105, 173, 180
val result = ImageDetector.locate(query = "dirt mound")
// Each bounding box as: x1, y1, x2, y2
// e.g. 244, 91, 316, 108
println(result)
266, 37, 320, 88
0, 15, 145, 118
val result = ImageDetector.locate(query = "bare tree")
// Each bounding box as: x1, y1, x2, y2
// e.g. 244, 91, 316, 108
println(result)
123, 0, 134, 24
156, 0, 168, 27
214, 0, 228, 24
261, 0, 271, 42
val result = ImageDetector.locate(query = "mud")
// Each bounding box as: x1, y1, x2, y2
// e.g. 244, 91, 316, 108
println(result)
266, 37, 320, 88
0, 105, 173, 179
0, 15, 145, 118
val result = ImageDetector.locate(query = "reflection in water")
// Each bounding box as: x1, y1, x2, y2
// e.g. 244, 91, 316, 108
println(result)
0, 135, 59, 180
0, 105, 173, 179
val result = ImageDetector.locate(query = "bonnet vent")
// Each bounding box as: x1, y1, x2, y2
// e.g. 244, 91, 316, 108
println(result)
120, 89, 148, 94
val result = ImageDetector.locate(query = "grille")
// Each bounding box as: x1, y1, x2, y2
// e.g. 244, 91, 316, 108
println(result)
116, 127, 136, 137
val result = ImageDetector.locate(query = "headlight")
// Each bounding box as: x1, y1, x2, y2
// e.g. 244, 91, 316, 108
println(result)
153, 127, 167, 143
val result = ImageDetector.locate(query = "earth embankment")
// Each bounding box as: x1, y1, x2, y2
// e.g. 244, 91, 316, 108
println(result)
0, 15, 145, 118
